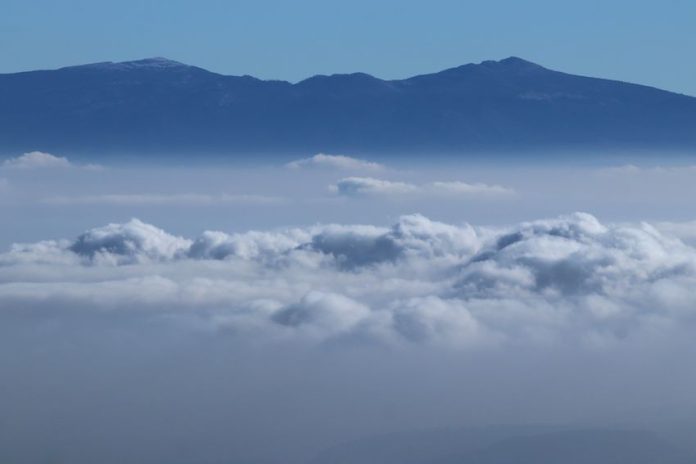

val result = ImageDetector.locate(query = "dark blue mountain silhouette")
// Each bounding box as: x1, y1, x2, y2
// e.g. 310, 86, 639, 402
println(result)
1, 57, 695, 156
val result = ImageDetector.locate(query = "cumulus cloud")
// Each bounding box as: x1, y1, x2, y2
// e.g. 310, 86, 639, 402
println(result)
286, 153, 383, 171
188, 227, 311, 260
272, 291, 371, 338
306, 214, 478, 269
42, 193, 283, 206
3, 213, 696, 347
3, 151, 72, 169
2, 151, 101, 170
68, 219, 192, 264
331, 177, 513, 197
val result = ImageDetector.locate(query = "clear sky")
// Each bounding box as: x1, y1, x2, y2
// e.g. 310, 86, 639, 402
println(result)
2, 0, 695, 95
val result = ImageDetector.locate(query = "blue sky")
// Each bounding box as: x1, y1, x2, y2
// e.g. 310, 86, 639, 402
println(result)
2, 0, 695, 95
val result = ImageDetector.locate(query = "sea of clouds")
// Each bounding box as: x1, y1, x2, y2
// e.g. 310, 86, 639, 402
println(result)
3, 211, 695, 348
4, 152, 696, 462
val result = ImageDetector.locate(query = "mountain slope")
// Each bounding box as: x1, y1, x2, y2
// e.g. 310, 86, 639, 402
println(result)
1, 57, 695, 156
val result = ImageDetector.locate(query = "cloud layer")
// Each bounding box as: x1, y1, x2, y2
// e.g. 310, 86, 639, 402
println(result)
331, 177, 513, 196
2, 213, 696, 347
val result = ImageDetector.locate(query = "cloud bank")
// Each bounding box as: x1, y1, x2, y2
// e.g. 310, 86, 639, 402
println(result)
2, 213, 696, 347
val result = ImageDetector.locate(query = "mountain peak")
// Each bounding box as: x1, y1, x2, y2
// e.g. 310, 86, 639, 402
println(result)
499, 56, 540, 66
298, 72, 383, 86
420, 56, 547, 81
481, 56, 546, 71
62, 57, 189, 71
123, 57, 188, 68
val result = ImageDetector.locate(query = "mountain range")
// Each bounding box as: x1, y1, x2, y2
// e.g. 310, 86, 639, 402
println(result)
1, 57, 695, 156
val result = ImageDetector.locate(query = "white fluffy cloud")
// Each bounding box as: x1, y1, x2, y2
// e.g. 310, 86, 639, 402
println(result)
68, 219, 192, 264
331, 177, 513, 197
2, 213, 696, 347
3, 151, 72, 169
286, 153, 383, 171
2, 151, 101, 170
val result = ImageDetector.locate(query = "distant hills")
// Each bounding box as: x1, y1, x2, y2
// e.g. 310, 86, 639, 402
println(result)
1, 57, 696, 156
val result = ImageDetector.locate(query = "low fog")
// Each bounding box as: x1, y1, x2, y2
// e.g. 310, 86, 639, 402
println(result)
2, 152, 696, 463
